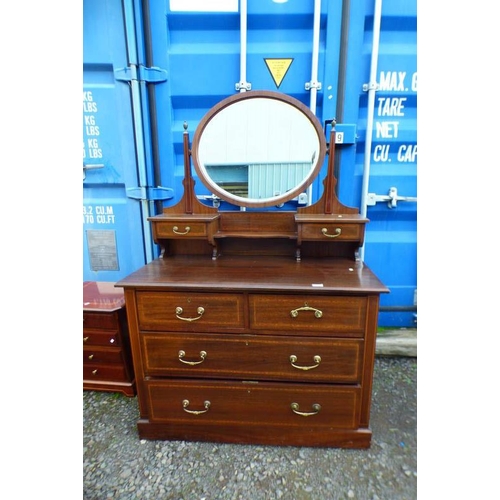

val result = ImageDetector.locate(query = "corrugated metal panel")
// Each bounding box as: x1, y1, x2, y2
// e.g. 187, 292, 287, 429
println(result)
83, 0, 147, 281
248, 163, 312, 199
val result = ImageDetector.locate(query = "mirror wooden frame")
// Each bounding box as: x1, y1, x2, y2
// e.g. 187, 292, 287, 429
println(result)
191, 90, 327, 208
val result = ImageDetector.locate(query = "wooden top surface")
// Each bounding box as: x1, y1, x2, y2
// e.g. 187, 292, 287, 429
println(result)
116, 256, 389, 295
83, 281, 126, 312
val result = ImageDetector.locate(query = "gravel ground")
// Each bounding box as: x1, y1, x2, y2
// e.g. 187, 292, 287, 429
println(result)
83, 357, 416, 500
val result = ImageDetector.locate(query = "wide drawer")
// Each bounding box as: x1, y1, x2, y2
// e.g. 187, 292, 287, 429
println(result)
83, 329, 121, 346
83, 311, 119, 329
300, 223, 363, 241
249, 294, 367, 336
83, 346, 123, 365
83, 363, 127, 382
141, 333, 363, 383
146, 380, 361, 430
136, 291, 245, 331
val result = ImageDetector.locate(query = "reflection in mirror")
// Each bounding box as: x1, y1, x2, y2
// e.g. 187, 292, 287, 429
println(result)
192, 91, 325, 208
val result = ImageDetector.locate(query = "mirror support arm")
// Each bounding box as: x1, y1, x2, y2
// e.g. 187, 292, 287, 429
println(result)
324, 124, 338, 214
182, 121, 194, 214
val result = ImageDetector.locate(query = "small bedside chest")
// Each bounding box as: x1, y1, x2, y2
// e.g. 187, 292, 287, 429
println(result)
83, 281, 136, 396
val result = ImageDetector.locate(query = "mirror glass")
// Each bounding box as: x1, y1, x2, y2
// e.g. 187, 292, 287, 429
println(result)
191, 91, 326, 208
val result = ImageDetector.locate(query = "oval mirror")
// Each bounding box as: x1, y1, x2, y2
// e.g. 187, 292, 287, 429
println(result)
191, 90, 327, 208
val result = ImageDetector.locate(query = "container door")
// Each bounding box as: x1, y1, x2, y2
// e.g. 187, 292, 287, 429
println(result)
338, 0, 417, 327
83, 0, 151, 281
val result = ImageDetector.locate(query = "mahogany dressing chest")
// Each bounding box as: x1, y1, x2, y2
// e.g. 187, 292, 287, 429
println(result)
117, 91, 388, 447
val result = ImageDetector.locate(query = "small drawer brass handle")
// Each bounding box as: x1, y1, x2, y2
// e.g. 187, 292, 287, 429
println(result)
92, 369, 98, 375
182, 399, 211, 415
83, 336, 89, 343
291, 402, 321, 417
88, 354, 94, 360
178, 350, 207, 365
321, 227, 341, 238
290, 304, 323, 318
289, 355, 321, 371
173, 225, 191, 235
175, 306, 205, 322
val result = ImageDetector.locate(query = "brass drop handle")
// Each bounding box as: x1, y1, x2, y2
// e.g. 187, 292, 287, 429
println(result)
88, 354, 94, 360
83, 336, 89, 343
178, 350, 207, 365
291, 402, 321, 417
92, 369, 98, 375
182, 399, 211, 415
289, 355, 321, 371
321, 227, 341, 238
290, 304, 323, 318
175, 306, 205, 322
173, 225, 191, 235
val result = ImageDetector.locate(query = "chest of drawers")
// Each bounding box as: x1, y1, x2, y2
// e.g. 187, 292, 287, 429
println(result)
117, 255, 387, 447
83, 281, 136, 397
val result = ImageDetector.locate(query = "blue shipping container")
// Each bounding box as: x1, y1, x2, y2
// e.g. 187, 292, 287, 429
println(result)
83, 0, 417, 327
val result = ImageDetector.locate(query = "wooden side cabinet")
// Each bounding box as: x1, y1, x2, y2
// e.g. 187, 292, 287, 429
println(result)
83, 281, 136, 397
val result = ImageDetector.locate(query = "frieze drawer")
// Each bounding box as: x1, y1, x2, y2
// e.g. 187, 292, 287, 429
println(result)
154, 221, 211, 238
300, 223, 363, 241
249, 294, 367, 336
136, 291, 245, 331
141, 332, 364, 383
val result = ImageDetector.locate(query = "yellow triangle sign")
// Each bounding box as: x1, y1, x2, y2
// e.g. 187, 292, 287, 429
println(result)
264, 58, 294, 88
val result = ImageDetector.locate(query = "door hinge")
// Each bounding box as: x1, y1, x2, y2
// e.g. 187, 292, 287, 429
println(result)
305, 80, 322, 91
115, 65, 168, 83
235, 81, 252, 91
366, 187, 417, 209
126, 186, 174, 201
